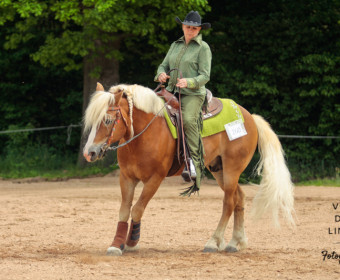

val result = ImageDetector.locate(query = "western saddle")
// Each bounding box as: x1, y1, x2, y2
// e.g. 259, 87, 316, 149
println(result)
155, 86, 223, 177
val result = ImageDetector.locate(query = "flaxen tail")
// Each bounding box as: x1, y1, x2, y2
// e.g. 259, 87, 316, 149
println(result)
251, 114, 295, 227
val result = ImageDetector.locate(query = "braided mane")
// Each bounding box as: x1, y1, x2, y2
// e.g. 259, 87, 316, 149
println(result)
84, 84, 165, 136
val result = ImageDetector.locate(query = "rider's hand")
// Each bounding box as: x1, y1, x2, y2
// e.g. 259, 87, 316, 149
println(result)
158, 72, 170, 83
176, 78, 188, 88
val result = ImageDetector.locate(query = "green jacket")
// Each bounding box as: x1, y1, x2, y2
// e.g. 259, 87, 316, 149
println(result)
155, 34, 212, 96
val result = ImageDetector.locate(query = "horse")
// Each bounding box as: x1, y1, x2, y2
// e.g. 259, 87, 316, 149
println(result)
83, 82, 294, 256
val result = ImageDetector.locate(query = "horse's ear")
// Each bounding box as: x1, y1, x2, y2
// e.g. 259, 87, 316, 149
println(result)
96, 82, 104, 91
114, 89, 124, 105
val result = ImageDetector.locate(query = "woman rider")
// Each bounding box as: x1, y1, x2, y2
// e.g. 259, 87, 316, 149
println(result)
155, 11, 212, 194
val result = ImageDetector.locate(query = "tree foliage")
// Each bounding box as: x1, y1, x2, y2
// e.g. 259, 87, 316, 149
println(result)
0, 0, 338, 180
0, 0, 210, 71
205, 0, 339, 180
0, 21, 83, 144
0, 0, 210, 166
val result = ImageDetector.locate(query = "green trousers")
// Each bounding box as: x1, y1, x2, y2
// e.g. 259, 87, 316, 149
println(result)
180, 94, 205, 189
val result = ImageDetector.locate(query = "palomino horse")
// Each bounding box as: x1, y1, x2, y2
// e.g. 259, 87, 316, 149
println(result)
83, 83, 294, 256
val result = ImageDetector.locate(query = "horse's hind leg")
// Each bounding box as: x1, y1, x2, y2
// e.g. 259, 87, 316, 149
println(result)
225, 184, 248, 252
204, 170, 238, 252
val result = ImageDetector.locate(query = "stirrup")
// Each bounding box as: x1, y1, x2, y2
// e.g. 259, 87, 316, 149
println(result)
189, 159, 197, 179
181, 167, 191, 182
181, 160, 196, 182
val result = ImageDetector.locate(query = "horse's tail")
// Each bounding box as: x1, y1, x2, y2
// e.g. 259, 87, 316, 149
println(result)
251, 114, 295, 227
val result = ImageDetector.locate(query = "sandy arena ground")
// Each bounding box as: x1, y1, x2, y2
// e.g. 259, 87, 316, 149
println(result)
0, 173, 339, 280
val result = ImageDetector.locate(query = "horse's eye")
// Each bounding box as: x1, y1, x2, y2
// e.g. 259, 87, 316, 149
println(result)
105, 119, 113, 125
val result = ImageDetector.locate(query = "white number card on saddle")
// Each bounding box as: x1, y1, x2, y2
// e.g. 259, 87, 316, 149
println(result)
224, 119, 247, 141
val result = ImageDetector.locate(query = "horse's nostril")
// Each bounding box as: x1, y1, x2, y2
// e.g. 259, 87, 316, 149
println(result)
89, 151, 96, 160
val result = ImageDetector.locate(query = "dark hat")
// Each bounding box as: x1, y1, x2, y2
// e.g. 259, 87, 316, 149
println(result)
175, 11, 211, 30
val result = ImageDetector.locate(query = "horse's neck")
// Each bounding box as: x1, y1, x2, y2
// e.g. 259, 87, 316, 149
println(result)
119, 96, 167, 143
131, 106, 155, 134
120, 98, 156, 140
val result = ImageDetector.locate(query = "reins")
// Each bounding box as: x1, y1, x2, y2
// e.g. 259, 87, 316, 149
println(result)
102, 69, 179, 152
103, 101, 166, 152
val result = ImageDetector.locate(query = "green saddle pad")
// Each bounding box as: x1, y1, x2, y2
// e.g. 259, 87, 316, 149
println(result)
164, 98, 244, 139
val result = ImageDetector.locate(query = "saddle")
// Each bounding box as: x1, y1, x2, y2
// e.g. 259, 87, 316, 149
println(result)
156, 87, 223, 126
156, 87, 223, 177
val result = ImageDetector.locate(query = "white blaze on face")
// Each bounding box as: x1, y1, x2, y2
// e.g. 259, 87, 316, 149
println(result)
83, 126, 97, 162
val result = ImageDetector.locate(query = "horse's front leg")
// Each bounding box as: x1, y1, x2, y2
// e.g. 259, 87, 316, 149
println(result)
124, 173, 164, 251
107, 173, 138, 256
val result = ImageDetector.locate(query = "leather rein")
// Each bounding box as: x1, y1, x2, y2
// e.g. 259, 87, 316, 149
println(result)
100, 69, 180, 154
100, 89, 173, 153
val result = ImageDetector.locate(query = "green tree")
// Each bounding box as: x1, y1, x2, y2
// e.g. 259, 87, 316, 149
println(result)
0, 0, 210, 165
0, 21, 83, 173
205, 0, 340, 180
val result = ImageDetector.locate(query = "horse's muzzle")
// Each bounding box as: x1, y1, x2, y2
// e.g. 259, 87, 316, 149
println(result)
84, 145, 106, 162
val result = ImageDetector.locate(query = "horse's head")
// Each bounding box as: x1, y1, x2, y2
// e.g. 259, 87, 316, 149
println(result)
83, 83, 130, 162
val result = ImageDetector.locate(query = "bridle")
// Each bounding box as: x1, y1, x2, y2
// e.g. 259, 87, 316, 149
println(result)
100, 105, 125, 153
99, 72, 180, 154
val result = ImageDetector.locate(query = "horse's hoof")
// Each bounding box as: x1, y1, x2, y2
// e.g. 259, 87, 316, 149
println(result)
239, 240, 248, 250
124, 244, 140, 252
225, 246, 238, 253
106, 246, 123, 256
203, 247, 218, 253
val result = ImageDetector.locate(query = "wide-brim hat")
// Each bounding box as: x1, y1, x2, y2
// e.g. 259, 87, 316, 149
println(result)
175, 11, 211, 30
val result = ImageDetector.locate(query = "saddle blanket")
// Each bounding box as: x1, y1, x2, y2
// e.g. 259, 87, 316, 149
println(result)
164, 98, 244, 139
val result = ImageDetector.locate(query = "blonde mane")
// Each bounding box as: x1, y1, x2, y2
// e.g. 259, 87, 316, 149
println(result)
109, 84, 165, 115
84, 84, 165, 135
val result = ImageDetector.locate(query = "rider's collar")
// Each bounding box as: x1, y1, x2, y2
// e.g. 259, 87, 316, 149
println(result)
175, 34, 202, 46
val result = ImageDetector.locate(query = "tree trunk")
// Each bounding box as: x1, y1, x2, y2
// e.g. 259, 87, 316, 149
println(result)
77, 38, 121, 167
